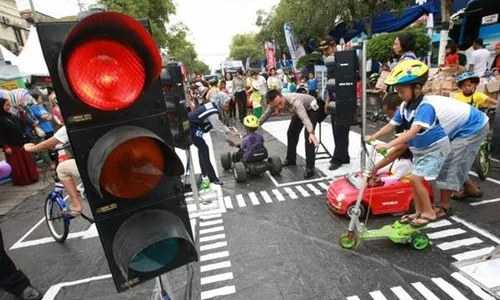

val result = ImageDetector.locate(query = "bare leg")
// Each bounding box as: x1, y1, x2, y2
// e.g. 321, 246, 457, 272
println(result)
411, 175, 436, 225
60, 177, 82, 212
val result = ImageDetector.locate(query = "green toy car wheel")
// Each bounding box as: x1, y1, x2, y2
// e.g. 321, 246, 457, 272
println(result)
411, 233, 430, 250
339, 233, 358, 249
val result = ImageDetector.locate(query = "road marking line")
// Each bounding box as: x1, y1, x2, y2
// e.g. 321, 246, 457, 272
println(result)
200, 219, 223, 227
346, 296, 361, 300
10, 231, 88, 249
453, 246, 496, 261
426, 219, 452, 228
200, 251, 229, 262
491, 157, 500, 163
200, 261, 232, 273
199, 233, 226, 243
236, 194, 246, 207
199, 226, 224, 235
427, 228, 467, 239
260, 191, 273, 203
411, 282, 440, 300
306, 183, 322, 195
437, 237, 483, 251
432, 277, 470, 300
200, 272, 233, 285
248, 192, 260, 205
318, 182, 329, 190
200, 285, 236, 300
295, 185, 310, 197
200, 241, 227, 252
451, 216, 500, 244
42, 274, 112, 300
391, 286, 414, 300
272, 189, 285, 201
469, 198, 500, 206
369, 290, 388, 300
451, 272, 495, 300
469, 171, 500, 186
284, 187, 298, 199
190, 220, 196, 240
223, 196, 233, 209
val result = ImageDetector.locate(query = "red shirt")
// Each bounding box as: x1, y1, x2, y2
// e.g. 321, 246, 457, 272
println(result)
445, 53, 459, 66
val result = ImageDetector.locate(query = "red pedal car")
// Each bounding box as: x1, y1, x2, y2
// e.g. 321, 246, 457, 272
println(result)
327, 173, 434, 219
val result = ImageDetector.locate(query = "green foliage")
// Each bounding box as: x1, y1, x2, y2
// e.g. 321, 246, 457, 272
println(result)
367, 26, 431, 63
191, 60, 210, 75
296, 53, 324, 69
228, 33, 265, 66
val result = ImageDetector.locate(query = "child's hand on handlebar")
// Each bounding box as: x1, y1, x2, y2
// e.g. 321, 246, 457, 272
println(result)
365, 135, 375, 143
375, 143, 388, 153
23, 143, 36, 152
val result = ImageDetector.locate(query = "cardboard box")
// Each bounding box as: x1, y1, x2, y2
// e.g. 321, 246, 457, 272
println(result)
375, 70, 390, 91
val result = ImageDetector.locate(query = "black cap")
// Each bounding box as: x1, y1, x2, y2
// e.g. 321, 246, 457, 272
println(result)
474, 38, 484, 47
318, 35, 337, 50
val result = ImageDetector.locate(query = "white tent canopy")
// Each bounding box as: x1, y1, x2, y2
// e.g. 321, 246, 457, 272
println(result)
0, 44, 19, 66
16, 26, 49, 77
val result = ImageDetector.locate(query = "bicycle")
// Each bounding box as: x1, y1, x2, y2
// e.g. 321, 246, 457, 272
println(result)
474, 106, 496, 180
44, 144, 93, 243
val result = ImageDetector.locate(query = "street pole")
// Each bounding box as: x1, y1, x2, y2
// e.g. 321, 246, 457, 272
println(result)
28, 0, 38, 23
438, 0, 451, 66
77, 0, 84, 12
361, 41, 367, 171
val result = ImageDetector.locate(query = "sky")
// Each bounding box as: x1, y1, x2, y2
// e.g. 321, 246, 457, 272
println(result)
16, 0, 280, 72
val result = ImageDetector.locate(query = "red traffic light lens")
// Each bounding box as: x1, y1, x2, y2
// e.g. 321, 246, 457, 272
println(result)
66, 39, 146, 111
100, 137, 164, 198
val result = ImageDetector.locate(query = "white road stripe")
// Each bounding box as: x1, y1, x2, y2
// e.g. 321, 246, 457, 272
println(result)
284, 187, 298, 199
412, 282, 440, 300
199, 226, 224, 235
451, 272, 496, 300
200, 251, 230, 262
306, 183, 322, 195
470, 198, 500, 206
432, 277, 470, 300
437, 237, 483, 251
200, 286, 236, 300
223, 196, 233, 209
248, 192, 260, 205
391, 286, 414, 300
318, 182, 329, 190
236, 194, 246, 207
295, 185, 310, 197
200, 214, 222, 220
200, 272, 233, 285
260, 191, 273, 203
200, 241, 228, 252
451, 216, 500, 244
469, 171, 500, 186
369, 290, 388, 300
272, 189, 285, 201
426, 219, 452, 228
199, 234, 226, 243
427, 228, 466, 239
200, 219, 223, 227
452, 246, 496, 261
346, 296, 361, 300
200, 261, 232, 273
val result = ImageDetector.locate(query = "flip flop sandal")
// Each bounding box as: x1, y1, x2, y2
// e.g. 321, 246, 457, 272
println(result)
399, 213, 419, 224
434, 205, 453, 219
409, 215, 436, 228
62, 209, 82, 217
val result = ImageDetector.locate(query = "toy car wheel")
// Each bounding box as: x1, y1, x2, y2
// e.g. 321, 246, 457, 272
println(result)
347, 203, 367, 220
268, 156, 282, 175
339, 233, 357, 249
411, 233, 430, 250
221, 152, 232, 170
233, 162, 246, 182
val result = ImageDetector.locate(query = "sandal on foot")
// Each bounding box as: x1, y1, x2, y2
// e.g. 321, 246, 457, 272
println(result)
399, 214, 419, 224
434, 205, 453, 219
62, 209, 82, 217
409, 215, 436, 228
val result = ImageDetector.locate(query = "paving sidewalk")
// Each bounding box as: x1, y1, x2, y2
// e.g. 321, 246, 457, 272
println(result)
0, 179, 52, 216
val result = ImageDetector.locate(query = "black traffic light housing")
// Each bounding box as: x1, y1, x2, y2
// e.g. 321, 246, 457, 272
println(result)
37, 12, 198, 292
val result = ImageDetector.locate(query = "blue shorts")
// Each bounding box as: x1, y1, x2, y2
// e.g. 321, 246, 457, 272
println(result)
411, 139, 451, 178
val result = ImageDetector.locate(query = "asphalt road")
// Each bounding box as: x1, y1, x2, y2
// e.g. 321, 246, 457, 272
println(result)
0, 116, 498, 300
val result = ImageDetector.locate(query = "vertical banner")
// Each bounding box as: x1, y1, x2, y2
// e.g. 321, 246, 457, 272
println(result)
283, 22, 306, 70
265, 41, 276, 71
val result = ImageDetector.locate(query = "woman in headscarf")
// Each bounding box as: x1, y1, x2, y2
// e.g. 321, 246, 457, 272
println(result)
0, 97, 39, 185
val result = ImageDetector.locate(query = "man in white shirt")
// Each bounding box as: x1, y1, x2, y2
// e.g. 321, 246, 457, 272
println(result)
469, 38, 491, 77
23, 126, 82, 215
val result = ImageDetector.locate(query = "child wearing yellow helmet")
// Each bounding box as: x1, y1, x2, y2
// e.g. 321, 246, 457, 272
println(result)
233, 115, 265, 163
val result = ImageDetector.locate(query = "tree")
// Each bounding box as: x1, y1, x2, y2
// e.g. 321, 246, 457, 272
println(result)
98, 0, 176, 47
191, 60, 210, 75
228, 33, 265, 66
165, 24, 210, 74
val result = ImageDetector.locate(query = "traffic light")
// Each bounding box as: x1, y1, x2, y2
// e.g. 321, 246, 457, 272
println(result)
37, 12, 198, 292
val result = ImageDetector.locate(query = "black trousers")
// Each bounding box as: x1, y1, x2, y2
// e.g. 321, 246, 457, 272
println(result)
191, 129, 218, 182
286, 107, 324, 169
330, 116, 351, 165
0, 228, 30, 295
233, 91, 247, 121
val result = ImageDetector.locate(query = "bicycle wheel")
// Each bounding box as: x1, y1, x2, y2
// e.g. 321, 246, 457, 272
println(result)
44, 196, 69, 243
474, 146, 490, 181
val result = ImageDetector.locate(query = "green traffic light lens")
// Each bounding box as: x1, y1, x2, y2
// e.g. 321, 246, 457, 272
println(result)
129, 238, 181, 273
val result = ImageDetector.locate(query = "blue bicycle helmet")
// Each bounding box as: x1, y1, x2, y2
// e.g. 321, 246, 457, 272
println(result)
457, 71, 479, 87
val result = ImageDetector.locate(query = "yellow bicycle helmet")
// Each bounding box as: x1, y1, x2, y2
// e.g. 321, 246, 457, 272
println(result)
243, 115, 259, 128
384, 59, 429, 86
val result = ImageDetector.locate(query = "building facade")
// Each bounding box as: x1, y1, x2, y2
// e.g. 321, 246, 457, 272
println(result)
0, 0, 29, 55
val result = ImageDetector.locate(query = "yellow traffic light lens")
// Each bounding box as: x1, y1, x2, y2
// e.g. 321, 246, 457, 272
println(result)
66, 39, 146, 111
129, 238, 181, 273
100, 137, 164, 199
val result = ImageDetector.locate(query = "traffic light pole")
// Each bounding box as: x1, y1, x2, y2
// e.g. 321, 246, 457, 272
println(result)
186, 148, 201, 212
